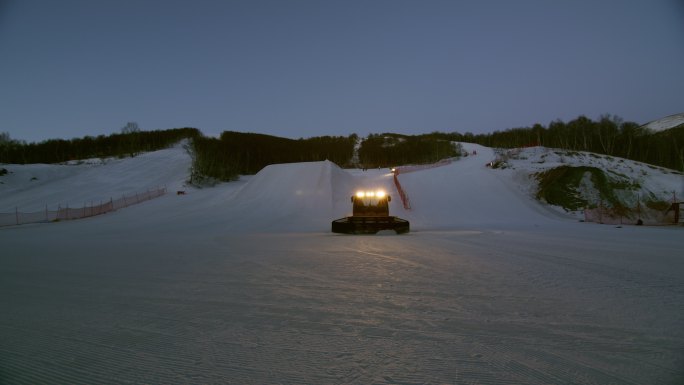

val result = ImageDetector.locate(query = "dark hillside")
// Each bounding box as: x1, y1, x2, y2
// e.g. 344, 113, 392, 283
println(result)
190, 132, 356, 182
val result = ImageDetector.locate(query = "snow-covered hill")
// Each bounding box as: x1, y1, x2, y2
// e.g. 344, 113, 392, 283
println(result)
1, 143, 683, 384
643, 112, 684, 132
489, 145, 683, 220
0, 142, 191, 211
2, 141, 680, 229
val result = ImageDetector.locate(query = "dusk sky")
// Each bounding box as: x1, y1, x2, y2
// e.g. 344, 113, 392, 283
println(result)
1, 0, 683, 143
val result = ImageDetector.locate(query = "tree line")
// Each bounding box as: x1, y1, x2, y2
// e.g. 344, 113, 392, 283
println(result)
190, 132, 358, 182
1, 128, 461, 183
0, 127, 200, 164
3, 114, 681, 180
357, 133, 460, 168
441, 114, 684, 171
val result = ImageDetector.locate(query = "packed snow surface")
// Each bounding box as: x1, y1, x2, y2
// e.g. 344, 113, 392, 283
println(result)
1, 143, 683, 384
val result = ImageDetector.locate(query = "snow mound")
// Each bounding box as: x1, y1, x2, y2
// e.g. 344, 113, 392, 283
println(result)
226, 160, 358, 232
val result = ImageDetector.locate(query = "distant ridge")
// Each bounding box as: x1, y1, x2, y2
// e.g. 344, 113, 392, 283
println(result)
642, 112, 684, 132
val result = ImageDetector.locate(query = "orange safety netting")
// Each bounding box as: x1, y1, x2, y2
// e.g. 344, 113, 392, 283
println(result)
0, 187, 166, 227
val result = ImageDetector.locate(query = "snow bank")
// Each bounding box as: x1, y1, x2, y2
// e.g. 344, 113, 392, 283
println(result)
226, 160, 357, 232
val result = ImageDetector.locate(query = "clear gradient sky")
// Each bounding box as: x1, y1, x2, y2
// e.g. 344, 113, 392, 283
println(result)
1, 0, 683, 143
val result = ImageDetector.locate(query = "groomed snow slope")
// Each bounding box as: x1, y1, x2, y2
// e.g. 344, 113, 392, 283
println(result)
643, 112, 684, 132
1, 144, 683, 385
0, 144, 191, 211
398, 143, 561, 230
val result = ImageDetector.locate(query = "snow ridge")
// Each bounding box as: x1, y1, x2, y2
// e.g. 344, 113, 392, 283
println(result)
643, 112, 684, 132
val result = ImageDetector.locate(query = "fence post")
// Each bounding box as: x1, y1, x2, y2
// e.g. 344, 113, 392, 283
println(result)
15, 207, 19, 225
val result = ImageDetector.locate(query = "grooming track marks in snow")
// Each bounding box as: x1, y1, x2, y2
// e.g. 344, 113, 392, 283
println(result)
1, 144, 683, 384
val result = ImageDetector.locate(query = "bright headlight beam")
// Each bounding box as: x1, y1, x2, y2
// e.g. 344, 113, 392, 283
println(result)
356, 190, 387, 199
